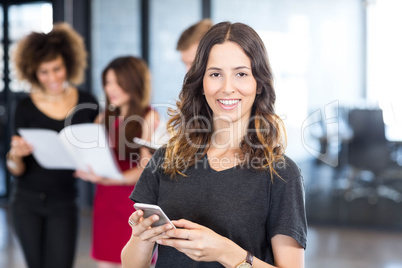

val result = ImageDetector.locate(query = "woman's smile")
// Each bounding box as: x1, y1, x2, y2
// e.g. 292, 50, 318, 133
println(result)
203, 41, 257, 126
217, 99, 241, 110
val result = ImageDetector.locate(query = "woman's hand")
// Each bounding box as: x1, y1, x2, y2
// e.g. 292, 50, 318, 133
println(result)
156, 219, 233, 263
74, 167, 124, 185
10, 135, 33, 158
121, 209, 174, 267
128, 209, 174, 243
6, 135, 31, 176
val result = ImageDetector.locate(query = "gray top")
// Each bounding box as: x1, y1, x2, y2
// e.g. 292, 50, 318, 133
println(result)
131, 149, 307, 267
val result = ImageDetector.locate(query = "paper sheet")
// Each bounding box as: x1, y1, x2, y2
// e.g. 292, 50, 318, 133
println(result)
19, 124, 124, 180
18, 128, 77, 170
133, 122, 170, 150
59, 124, 123, 180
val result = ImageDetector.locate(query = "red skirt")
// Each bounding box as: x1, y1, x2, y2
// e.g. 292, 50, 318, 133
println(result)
91, 184, 135, 263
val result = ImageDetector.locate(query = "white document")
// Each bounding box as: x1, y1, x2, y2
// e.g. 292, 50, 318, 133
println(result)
133, 121, 170, 150
19, 123, 123, 180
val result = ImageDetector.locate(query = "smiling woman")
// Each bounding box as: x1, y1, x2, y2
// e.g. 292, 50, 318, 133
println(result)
121, 22, 307, 268
203, 41, 257, 136
35, 55, 68, 95
74, 56, 158, 268
30, 55, 81, 120
6, 22, 99, 268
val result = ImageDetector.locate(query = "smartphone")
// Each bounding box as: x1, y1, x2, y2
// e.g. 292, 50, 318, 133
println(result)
134, 203, 176, 229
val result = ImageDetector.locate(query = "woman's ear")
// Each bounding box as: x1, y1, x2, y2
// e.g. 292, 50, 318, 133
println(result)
256, 85, 262, 94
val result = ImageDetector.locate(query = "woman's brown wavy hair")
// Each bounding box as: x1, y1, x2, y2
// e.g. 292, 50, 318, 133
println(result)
102, 56, 151, 160
13, 22, 87, 89
163, 21, 287, 179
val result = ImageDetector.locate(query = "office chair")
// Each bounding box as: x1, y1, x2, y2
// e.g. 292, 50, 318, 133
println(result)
344, 109, 402, 204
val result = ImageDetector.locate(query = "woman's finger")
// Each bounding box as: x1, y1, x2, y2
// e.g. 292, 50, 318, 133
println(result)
74, 170, 90, 180
129, 211, 159, 235
129, 209, 144, 223
130, 211, 174, 241
12, 137, 30, 149
156, 235, 192, 249
11, 136, 22, 147
140, 223, 173, 241
164, 228, 194, 240
10, 136, 32, 157
171, 219, 201, 229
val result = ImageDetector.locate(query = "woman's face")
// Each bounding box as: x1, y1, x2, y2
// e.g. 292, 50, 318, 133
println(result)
203, 41, 257, 126
36, 55, 67, 95
181, 43, 198, 72
104, 69, 131, 111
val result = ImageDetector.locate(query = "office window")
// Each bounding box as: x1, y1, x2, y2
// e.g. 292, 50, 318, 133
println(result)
0, 3, 4, 196
149, 0, 200, 120
0, 3, 3, 93
366, 0, 402, 142
212, 0, 364, 162
0, 2, 52, 197
91, 0, 141, 103
0, 42, 3, 91
8, 2, 52, 93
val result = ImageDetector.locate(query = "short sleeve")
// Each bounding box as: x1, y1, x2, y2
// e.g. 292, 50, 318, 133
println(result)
130, 148, 165, 204
267, 156, 307, 249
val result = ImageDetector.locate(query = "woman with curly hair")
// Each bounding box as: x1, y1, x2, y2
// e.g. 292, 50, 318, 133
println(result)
6, 23, 98, 268
122, 22, 307, 268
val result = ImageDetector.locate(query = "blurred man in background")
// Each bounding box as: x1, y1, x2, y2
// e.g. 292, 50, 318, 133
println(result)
176, 18, 213, 71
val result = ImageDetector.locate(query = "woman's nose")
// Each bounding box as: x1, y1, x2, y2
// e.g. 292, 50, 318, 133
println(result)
222, 78, 235, 94
47, 71, 57, 82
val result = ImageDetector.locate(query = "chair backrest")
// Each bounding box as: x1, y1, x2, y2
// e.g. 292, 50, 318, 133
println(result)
348, 109, 386, 145
347, 109, 390, 171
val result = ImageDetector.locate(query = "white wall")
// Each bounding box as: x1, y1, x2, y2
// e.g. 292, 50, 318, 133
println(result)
212, 0, 364, 163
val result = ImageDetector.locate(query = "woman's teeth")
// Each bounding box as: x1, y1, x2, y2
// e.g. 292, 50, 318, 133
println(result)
218, 99, 240, 106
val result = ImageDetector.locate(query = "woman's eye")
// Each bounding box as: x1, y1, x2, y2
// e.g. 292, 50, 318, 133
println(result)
237, 72, 247, 77
210, 72, 220, 77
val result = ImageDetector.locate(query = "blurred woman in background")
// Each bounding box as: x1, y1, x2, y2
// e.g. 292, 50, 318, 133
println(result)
7, 23, 98, 268
75, 56, 159, 268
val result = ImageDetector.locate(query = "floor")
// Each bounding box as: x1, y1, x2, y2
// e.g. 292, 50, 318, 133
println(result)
305, 160, 402, 229
0, 206, 96, 268
1, 159, 402, 268
2, 206, 402, 268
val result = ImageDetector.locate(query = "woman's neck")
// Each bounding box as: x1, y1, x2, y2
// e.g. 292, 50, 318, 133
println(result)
211, 118, 248, 149
36, 85, 72, 102
119, 104, 129, 118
